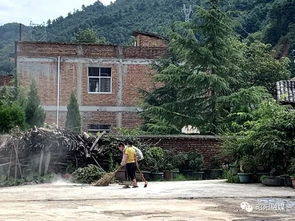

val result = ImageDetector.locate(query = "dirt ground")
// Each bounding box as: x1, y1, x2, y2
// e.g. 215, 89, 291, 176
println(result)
0, 180, 294, 220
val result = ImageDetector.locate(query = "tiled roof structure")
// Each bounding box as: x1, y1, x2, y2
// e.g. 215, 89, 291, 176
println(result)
276, 80, 295, 104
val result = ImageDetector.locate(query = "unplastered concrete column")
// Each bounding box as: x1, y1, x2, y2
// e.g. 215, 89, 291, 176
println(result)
76, 46, 84, 105
116, 46, 126, 128
76, 62, 83, 105
116, 60, 128, 128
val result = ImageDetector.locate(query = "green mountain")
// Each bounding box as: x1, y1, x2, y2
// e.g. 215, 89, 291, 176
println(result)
45, 0, 199, 43
0, 0, 294, 75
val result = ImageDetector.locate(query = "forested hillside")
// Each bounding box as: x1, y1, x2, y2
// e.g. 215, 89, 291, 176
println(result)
0, 0, 294, 75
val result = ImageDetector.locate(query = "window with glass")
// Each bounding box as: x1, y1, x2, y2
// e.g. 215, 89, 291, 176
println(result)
88, 67, 111, 93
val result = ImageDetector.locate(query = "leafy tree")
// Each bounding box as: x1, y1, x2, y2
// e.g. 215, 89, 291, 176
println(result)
65, 92, 81, 133
0, 83, 27, 133
142, 0, 243, 134
73, 28, 107, 43
216, 86, 272, 133
0, 85, 17, 105
0, 103, 25, 133
241, 40, 290, 93
222, 99, 295, 174
264, 0, 295, 47
25, 79, 46, 128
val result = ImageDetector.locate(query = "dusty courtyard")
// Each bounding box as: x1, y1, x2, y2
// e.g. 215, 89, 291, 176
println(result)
0, 180, 294, 220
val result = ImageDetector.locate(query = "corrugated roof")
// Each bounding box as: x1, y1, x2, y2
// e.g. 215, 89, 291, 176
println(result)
276, 80, 295, 103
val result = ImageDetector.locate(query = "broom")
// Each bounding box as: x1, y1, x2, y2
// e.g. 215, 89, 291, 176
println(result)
92, 165, 122, 186
136, 163, 148, 188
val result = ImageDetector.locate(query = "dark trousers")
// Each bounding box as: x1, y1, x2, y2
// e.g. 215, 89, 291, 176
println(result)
125, 162, 136, 180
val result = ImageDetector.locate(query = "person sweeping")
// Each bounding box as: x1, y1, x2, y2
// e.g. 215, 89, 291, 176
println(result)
93, 141, 147, 187
120, 141, 138, 188
118, 142, 148, 188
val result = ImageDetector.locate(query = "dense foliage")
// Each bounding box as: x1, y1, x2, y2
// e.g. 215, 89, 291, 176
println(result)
73, 28, 107, 43
0, 0, 294, 76
0, 103, 25, 133
222, 100, 295, 175
174, 152, 203, 171
65, 92, 81, 133
141, 0, 290, 135
0, 85, 25, 133
72, 164, 105, 184
25, 80, 46, 128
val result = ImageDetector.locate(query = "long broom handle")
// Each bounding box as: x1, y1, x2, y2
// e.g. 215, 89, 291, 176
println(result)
136, 163, 147, 183
115, 165, 123, 173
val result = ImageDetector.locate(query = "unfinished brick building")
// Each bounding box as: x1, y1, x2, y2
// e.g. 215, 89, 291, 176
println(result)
16, 32, 167, 133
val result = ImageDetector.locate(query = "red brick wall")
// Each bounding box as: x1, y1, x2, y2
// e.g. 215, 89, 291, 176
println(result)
45, 111, 120, 131
17, 42, 166, 59
123, 64, 155, 106
17, 41, 167, 129
18, 61, 58, 105
135, 34, 167, 47
45, 111, 67, 128
123, 46, 166, 59
139, 135, 221, 169
82, 111, 117, 131
122, 113, 143, 128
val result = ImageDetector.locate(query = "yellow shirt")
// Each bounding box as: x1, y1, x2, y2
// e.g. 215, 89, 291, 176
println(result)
124, 146, 136, 163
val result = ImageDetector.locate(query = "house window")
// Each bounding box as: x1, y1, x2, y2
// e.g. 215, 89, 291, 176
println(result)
88, 67, 111, 93
88, 124, 111, 134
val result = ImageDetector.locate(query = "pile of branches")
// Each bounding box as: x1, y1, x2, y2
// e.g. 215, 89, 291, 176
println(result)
0, 127, 128, 174
0, 127, 154, 178
1, 127, 118, 158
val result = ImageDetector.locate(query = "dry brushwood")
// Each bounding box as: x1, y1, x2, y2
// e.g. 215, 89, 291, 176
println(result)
0, 128, 107, 158
0, 128, 123, 177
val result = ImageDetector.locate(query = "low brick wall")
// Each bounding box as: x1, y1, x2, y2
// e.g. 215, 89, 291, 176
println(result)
0, 134, 222, 170
138, 135, 221, 169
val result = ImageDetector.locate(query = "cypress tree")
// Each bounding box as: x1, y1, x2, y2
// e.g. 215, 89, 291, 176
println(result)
65, 92, 81, 133
25, 79, 46, 128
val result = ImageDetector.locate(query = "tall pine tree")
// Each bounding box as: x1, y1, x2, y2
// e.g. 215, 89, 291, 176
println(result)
65, 91, 81, 133
142, 0, 243, 134
25, 79, 46, 128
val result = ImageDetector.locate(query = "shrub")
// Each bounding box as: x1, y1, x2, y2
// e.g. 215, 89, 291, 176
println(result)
173, 174, 186, 181
288, 158, 295, 176
187, 152, 204, 171
72, 164, 105, 184
0, 174, 54, 187
222, 100, 295, 175
162, 150, 176, 171
0, 103, 25, 133
224, 170, 240, 183
239, 155, 256, 173
174, 152, 203, 171
143, 147, 165, 172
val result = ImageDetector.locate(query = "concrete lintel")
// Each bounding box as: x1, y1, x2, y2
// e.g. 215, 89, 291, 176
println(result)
18, 57, 57, 63
18, 56, 153, 65
64, 58, 153, 65
44, 105, 143, 112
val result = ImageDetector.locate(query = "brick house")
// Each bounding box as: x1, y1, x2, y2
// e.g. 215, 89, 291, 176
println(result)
16, 32, 167, 133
